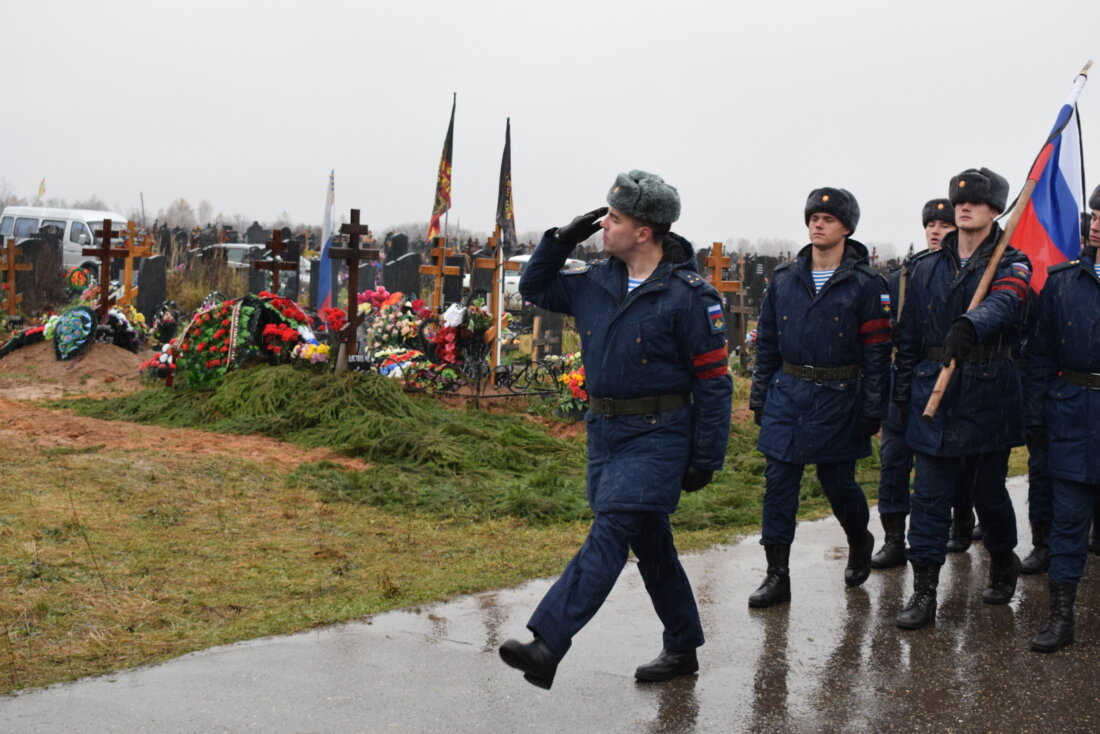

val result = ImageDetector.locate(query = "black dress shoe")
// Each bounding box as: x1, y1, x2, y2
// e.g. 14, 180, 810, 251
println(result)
499, 638, 560, 689
634, 648, 699, 682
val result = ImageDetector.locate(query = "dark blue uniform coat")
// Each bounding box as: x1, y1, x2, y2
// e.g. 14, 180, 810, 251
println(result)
1027, 247, 1100, 484
893, 225, 1030, 456
520, 231, 733, 514
750, 240, 892, 464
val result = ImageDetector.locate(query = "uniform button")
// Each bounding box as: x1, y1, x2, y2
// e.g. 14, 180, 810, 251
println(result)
636, 337, 642, 344
838, 332, 844, 337
586, 330, 592, 336
834, 316, 840, 322
641, 359, 648, 365
782, 315, 788, 320
1067, 321, 1073, 326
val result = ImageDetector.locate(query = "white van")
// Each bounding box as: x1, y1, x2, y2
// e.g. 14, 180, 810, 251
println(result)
0, 206, 130, 273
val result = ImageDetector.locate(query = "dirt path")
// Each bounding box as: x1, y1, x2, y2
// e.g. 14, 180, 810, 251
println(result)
0, 341, 370, 470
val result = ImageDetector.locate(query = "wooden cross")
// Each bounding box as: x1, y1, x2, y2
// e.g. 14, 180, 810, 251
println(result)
474, 234, 521, 335
529, 315, 561, 362
419, 236, 461, 313
117, 221, 152, 307
705, 243, 741, 295
252, 229, 298, 295
85, 220, 129, 320
1, 238, 32, 316
329, 209, 380, 355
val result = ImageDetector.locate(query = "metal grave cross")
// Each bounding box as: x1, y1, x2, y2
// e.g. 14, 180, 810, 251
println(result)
117, 221, 152, 307
253, 229, 298, 295
86, 220, 129, 320
1, 238, 32, 316
330, 209, 380, 355
419, 236, 461, 313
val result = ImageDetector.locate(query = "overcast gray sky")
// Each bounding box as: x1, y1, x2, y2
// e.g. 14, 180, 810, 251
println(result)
3, 0, 1099, 258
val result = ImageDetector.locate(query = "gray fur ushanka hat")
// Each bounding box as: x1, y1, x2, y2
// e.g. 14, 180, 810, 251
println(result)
922, 198, 955, 227
949, 167, 1009, 213
606, 170, 681, 224
1089, 183, 1100, 211
804, 187, 860, 234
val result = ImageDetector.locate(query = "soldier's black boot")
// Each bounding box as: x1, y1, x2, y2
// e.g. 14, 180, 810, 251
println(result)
1031, 580, 1077, 652
896, 562, 940, 630
871, 513, 907, 569
945, 509, 975, 553
749, 544, 791, 608
1021, 521, 1052, 574
982, 550, 1021, 604
844, 529, 874, 587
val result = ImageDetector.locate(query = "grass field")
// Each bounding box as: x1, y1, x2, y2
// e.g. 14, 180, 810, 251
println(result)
0, 367, 1025, 694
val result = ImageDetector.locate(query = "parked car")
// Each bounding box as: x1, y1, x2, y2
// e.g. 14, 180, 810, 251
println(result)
0, 205, 129, 272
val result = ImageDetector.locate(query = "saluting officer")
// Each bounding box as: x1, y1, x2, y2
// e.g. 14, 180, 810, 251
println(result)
499, 170, 732, 688
1026, 184, 1100, 652
893, 167, 1031, 630
872, 199, 955, 568
748, 188, 891, 607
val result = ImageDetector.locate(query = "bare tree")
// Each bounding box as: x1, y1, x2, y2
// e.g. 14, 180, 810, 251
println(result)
196, 200, 213, 227
157, 198, 198, 230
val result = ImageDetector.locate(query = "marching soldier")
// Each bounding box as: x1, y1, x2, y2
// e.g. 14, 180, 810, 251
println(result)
748, 188, 891, 607
892, 167, 1030, 629
1026, 184, 1100, 652
499, 170, 732, 687
872, 199, 955, 568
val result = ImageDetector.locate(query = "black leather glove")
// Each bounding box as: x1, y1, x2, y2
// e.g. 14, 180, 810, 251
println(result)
894, 401, 910, 427
752, 407, 763, 426
942, 318, 977, 366
554, 207, 608, 247
851, 415, 881, 441
681, 466, 714, 493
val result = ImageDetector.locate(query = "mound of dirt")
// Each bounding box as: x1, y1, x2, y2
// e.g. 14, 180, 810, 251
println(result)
0, 340, 147, 400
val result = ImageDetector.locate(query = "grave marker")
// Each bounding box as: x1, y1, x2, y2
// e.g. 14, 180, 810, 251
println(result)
419, 236, 460, 313
85, 220, 129, 321
329, 209, 381, 359
1, 238, 32, 315
252, 229, 298, 295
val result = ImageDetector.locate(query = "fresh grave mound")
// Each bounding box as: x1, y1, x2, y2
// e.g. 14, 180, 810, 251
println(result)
0, 340, 146, 398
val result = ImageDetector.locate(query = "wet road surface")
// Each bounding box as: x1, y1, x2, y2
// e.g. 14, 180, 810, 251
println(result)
4, 477, 1099, 733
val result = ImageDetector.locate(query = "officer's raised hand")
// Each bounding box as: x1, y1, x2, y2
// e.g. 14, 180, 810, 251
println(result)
554, 207, 608, 248
681, 466, 713, 493
941, 318, 976, 366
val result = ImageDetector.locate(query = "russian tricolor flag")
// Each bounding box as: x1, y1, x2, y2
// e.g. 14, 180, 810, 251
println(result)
317, 170, 336, 310
1012, 67, 1089, 291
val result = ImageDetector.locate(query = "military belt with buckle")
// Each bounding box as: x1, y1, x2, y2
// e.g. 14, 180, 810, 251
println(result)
587, 393, 693, 416
780, 361, 861, 381
1060, 368, 1100, 390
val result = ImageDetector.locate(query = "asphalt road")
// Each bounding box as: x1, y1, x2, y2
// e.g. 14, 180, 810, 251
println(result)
3, 477, 1097, 734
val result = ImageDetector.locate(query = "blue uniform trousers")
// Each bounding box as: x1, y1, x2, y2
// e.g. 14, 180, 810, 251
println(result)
876, 423, 913, 515
907, 450, 1017, 565
527, 511, 704, 658
761, 458, 870, 545
1025, 429, 1053, 523
1049, 478, 1098, 585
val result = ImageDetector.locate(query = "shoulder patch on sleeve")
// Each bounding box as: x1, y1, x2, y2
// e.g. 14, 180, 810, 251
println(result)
562, 265, 590, 275
706, 302, 726, 333
674, 270, 706, 287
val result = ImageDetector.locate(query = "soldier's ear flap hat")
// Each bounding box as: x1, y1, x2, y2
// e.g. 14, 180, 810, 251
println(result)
1089, 183, 1100, 212
948, 168, 1009, 213
607, 170, 681, 225
804, 187, 860, 235
922, 198, 955, 228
